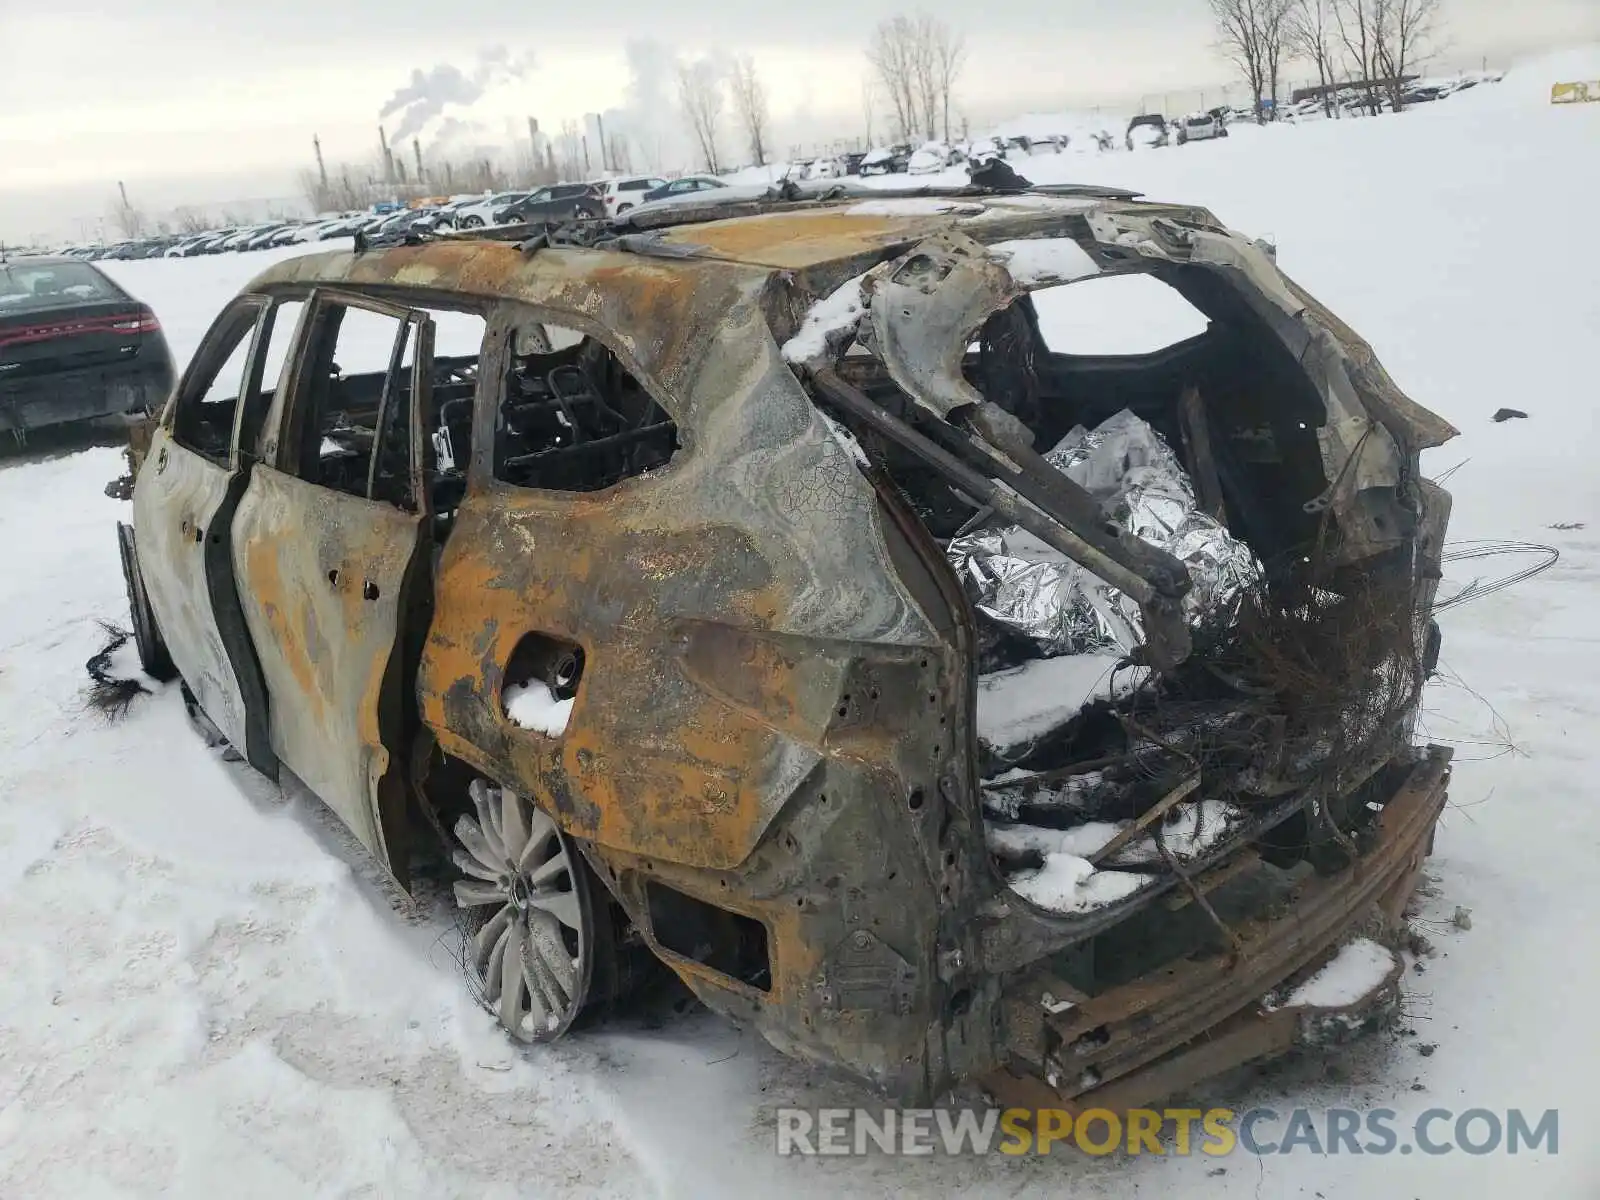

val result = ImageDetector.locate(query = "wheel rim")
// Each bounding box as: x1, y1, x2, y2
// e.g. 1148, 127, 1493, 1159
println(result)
453, 780, 591, 1041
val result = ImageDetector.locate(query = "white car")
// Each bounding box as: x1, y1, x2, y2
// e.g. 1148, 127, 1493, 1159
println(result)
906, 141, 965, 175
1176, 112, 1228, 143
453, 192, 529, 229
638, 175, 728, 208
597, 176, 668, 216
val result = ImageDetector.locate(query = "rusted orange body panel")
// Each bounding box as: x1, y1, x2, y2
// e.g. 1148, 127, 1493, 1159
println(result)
129, 190, 1457, 1104
232, 466, 424, 869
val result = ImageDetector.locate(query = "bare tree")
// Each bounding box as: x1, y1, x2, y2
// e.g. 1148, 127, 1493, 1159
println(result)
910, 18, 940, 140
1209, 0, 1292, 121
298, 167, 372, 213
109, 199, 148, 239
1374, 0, 1442, 109
867, 13, 966, 144
867, 16, 919, 142
606, 133, 634, 174
728, 55, 771, 167
172, 206, 212, 234
929, 18, 965, 142
557, 119, 584, 180
1287, 0, 1342, 114
1264, 0, 1290, 115
677, 57, 727, 174
1332, 0, 1382, 113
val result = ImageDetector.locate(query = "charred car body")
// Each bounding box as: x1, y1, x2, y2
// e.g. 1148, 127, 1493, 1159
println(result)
119, 183, 1456, 1110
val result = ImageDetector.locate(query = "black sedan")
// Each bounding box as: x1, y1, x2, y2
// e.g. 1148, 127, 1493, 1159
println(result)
0, 258, 175, 435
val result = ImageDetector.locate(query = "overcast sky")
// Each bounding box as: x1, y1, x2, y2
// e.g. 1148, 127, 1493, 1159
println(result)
1, 0, 1593, 241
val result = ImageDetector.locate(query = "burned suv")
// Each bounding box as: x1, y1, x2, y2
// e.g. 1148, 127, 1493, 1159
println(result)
118, 184, 1456, 1110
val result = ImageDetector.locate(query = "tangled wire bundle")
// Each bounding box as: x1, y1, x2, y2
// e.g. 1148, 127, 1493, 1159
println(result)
85, 620, 148, 719
1092, 541, 1430, 819
1432, 539, 1560, 613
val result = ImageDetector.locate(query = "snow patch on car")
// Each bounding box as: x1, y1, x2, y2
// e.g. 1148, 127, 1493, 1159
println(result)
1007, 852, 1155, 913
975, 654, 1147, 749
504, 681, 575, 737
817, 410, 869, 466
989, 237, 1101, 285
781, 274, 868, 363
987, 799, 1244, 867
846, 198, 983, 217
1278, 938, 1399, 1009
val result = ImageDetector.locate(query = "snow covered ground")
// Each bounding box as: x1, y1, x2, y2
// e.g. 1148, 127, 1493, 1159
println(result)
3, 45, 1599, 1198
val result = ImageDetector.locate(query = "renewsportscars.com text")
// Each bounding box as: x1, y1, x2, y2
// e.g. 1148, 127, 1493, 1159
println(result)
775, 1106, 1559, 1157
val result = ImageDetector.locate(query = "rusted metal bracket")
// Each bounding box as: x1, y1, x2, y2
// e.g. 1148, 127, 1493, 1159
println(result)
1177, 384, 1226, 522
809, 367, 1193, 669
1088, 773, 1200, 867
960, 404, 1193, 600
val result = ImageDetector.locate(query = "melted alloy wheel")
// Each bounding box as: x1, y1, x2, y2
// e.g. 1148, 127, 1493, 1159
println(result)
453, 780, 595, 1041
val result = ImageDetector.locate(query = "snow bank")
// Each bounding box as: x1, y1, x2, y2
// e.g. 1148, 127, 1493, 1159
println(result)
503, 680, 574, 736
1450, 43, 1600, 110
1280, 937, 1398, 1008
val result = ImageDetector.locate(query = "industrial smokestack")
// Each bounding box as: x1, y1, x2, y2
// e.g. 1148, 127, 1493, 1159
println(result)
594, 114, 608, 172
379, 126, 394, 184
413, 138, 424, 188
314, 134, 328, 189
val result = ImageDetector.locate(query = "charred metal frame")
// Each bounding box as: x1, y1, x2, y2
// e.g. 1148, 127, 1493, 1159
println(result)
131, 191, 1457, 1108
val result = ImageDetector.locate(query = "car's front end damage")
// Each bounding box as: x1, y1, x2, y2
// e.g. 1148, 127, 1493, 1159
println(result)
629, 191, 1457, 1109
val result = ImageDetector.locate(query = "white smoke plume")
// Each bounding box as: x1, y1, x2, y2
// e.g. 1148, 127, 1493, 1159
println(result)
381, 47, 536, 145
593, 39, 694, 173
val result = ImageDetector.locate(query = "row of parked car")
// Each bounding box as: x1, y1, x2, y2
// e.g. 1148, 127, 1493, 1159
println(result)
58, 213, 390, 261
1123, 72, 1505, 153
1283, 72, 1500, 119
52, 175, 730, 261
849, 132, 1079, 179
437, 175, 747, 228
